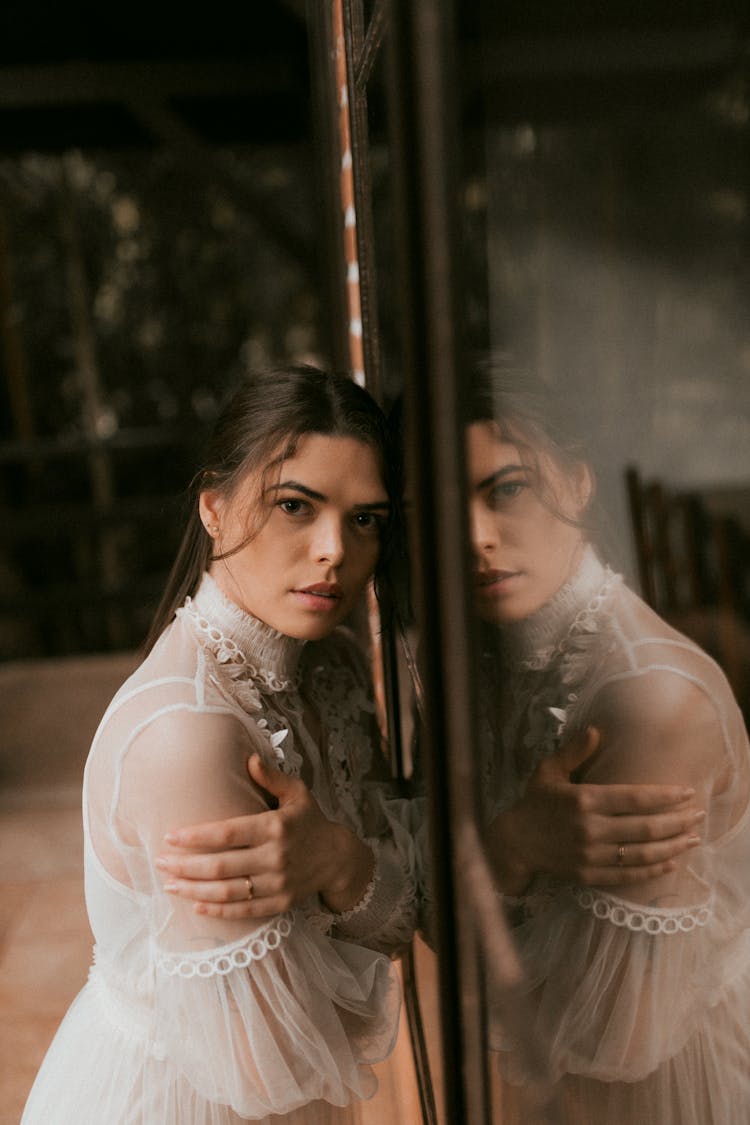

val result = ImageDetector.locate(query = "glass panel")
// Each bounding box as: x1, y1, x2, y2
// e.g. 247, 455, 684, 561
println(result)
468, 4, 750, 1121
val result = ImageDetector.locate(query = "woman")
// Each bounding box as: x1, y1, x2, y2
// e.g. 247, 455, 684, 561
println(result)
467, 368, 750, 1124
21, 365, 418, 1125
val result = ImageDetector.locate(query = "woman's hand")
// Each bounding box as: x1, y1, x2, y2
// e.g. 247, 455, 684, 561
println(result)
488, 727, 705, 896
156, 755, 374, 920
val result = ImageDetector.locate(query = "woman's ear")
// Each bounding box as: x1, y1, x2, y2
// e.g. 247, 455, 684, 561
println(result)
573, 462, 595, 516
199, 490, 224, 538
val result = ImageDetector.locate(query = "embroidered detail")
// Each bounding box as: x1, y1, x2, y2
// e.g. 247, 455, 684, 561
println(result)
156, 914, 294, 978
178, 598, 303, 773
179, 601, 301, 692
484, 570, 620, 808
269, 727, 288, 764
304, 639, 375, 827
572, 888, 712, 933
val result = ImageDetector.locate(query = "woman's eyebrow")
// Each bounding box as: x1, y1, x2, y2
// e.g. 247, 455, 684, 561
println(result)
476, 464, 531, 491
265, 480, 326, 501
265, 481, 390, 510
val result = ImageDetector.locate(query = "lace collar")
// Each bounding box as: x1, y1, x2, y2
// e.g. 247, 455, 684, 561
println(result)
499, 547, 615, 666
179, 572, 305, 692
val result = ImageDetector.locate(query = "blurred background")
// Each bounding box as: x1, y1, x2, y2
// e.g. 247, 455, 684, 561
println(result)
0, 1, 321, 662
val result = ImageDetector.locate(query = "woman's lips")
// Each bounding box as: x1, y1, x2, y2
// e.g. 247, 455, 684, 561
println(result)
474, 570, 521, 597
292, 583, 344, 611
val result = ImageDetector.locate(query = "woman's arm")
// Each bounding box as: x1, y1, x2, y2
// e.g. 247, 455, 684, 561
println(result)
489, 672, 737, 1084
488, 727, 704, 896
116, 709, 400, 1118
158, 753, 376, 920
158, 726, 703, 917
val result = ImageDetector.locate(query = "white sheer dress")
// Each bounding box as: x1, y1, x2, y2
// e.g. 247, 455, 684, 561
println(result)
484, 548, 750, 1124
21, 573, 417, 1125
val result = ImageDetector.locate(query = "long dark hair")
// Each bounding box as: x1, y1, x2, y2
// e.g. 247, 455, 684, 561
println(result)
144, 365, 396, 653
466, 357, 598, 531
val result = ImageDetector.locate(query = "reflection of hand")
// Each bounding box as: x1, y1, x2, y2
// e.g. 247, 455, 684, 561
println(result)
156, 754, 374, 920
488, 727, 705, 896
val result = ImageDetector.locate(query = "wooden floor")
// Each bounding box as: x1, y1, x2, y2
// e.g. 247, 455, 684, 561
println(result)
0, 654, 437, 1125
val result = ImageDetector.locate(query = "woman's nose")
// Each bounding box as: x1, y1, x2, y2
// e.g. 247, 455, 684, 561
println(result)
470, 503, 499, 556
313, 516, 345, 567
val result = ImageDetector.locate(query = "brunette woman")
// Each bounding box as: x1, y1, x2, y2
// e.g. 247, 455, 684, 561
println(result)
21, 366, 418, 1125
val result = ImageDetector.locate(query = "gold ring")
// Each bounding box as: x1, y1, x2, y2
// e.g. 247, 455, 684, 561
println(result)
245, 876, 254, 900
617, 845, 626, 865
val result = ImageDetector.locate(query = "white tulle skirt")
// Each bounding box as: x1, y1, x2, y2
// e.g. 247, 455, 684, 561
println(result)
21, 979, 390, 1125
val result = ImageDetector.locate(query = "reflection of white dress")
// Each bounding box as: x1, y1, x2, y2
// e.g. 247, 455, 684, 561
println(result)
485, 548, 750, 1124
22, 574, 417, 1124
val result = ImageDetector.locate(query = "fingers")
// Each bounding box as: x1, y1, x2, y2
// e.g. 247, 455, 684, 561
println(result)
164, 810, 274, 850
164, 874, 261, 904
156, 846, 267, 882
247, 753, 296, 800
576, 783, 698, 816
162, 870, 295, 919
584, 807, 706, 845
570, 829, 703, 886
599, 830, 701, 868
190, 895, 294, 921
553, 725, 602, 776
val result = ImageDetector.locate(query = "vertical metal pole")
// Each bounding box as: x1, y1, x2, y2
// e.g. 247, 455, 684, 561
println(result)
331, 0, 367, 386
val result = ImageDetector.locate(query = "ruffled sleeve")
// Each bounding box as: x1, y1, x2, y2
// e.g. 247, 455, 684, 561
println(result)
492, 877, 722, 1083
115, 706, 401, 1118
492, 661, 750, 1085
328, 789, 421, 953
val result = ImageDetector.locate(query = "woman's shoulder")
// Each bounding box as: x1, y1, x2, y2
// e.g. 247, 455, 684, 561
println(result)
598, 579, 732, 686
582, 579, 743, 736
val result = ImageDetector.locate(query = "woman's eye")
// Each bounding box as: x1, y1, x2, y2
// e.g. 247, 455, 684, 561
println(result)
278, 498, 309, 516
352, 512, 383, 534
488, 480, 526, 506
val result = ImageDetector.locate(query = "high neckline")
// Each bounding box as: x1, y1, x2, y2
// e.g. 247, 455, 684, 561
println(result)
498, 546, 611, 662
185, 571, 305, 688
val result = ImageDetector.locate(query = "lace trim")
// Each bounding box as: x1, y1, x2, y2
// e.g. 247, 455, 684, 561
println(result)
155, 914, 294, 978
572, 887, 712, 934
179, 600, 301, 692
333, 839, 380, 922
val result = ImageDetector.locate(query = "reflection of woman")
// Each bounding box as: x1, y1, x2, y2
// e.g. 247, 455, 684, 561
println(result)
21, 366, 418, 1125
468, 369, 750, 1124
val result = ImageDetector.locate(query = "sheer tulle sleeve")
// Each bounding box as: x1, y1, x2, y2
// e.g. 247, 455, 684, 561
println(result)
114, 708, 401, 1118
492, 663, 750, 1085
328, 788, 421, 953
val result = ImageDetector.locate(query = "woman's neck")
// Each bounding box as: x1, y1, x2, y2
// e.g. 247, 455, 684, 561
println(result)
498, 545, 607, 661
188, 571, 305, 687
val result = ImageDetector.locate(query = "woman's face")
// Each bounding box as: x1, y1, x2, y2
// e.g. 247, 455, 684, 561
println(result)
200, 434, 389, 640
466, 421, 590, 626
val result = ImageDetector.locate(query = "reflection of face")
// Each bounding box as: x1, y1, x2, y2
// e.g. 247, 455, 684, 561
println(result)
200, 434, 389, 640
467, 421, 588, 626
